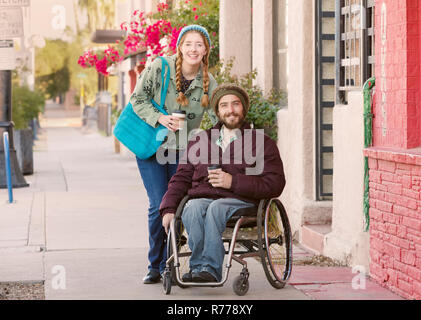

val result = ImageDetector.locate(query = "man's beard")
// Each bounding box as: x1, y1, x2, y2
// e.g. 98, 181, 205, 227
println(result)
220, 112, 245, 129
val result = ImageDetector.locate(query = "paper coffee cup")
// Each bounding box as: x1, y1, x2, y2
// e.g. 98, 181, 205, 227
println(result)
207, 164, 221, 171
172, 110, 186, 131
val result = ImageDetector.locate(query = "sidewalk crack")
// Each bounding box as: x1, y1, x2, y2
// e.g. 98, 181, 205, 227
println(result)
59, 161, 68, 192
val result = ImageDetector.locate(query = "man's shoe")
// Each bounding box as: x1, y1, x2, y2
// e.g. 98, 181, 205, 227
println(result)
143, 270, 161, 284
182, 271, 193, 282
192, 271, 218, 283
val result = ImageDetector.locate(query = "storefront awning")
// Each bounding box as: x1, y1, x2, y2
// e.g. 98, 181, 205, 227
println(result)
91, 30, 126, 44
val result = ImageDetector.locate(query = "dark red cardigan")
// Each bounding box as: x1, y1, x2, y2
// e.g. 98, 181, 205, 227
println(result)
159, 122, 286, 216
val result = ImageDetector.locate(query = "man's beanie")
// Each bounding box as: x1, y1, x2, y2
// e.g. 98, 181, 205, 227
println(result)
176, 25, 211, 48
210, 84, 250, 115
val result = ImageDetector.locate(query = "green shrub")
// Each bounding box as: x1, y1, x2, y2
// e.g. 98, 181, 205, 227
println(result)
12, 86, 45, 130
200, 58, 284, 141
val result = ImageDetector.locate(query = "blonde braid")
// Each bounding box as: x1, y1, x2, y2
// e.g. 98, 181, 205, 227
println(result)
176, 48, 189, 107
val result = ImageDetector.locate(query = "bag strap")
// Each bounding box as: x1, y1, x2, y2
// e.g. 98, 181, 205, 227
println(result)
151, 56, 170, 116
158, 56, 170, 107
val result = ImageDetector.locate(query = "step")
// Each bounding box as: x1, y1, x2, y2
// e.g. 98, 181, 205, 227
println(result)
301, 224, 332, 255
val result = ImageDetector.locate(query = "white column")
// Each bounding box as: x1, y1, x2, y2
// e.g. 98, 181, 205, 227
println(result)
252, 0, 273, 94
277, 0, 318, 236
219, 0, 252, 77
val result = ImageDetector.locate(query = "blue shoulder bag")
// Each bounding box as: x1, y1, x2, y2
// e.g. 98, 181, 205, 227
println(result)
113, 56, 170, 160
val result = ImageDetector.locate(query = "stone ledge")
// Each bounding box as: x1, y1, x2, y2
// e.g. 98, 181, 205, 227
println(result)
364, 147, 421, 166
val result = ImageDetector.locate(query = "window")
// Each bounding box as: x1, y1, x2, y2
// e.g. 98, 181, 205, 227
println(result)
316, 0, 336, 200
336, 0, 375, 104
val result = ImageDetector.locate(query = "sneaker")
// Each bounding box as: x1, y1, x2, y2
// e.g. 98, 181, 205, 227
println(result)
192, 271, 218, 283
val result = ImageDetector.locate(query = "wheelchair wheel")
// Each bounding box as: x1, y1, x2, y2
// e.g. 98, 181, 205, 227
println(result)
163, 269, 172, 295
233, 275, 249, 296
257, 199, 293, 289
167, 217, 190, 288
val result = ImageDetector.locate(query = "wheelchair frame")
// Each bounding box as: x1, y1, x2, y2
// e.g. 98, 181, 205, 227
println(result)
163, 195, 293, 296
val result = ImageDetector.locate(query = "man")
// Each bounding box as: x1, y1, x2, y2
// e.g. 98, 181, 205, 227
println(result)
159, 84, 285, 283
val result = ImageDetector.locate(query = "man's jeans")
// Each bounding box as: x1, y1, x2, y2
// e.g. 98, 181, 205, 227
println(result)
182, 198, 256, 281
136, 153, 179, 274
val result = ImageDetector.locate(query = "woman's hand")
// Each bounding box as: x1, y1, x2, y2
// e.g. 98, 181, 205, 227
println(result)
162, 213, 175, 234
158, 114, 180, 132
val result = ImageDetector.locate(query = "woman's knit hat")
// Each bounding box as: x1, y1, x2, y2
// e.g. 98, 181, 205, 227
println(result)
210, 84, 250, 115
176, 25, 211, 48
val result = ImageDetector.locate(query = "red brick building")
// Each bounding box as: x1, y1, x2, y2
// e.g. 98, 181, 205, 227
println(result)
364, 0, 421, 300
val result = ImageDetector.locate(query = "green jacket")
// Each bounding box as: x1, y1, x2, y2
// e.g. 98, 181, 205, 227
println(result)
130, 55, 218, 150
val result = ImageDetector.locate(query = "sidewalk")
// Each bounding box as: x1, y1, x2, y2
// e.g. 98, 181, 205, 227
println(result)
0, 103, 405, 300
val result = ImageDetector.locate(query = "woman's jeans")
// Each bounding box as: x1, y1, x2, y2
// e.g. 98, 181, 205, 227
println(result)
181, 198, 256, 282
136, 152, 179, 274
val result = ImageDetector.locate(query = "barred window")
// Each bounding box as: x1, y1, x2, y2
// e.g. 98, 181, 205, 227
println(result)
336, 0, 375, 104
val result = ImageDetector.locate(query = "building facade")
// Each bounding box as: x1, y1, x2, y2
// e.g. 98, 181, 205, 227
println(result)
221, 0, 420, 300
220, 0, 368, 268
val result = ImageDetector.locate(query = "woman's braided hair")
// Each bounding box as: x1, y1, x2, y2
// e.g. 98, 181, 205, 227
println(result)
176, 31, 211, 108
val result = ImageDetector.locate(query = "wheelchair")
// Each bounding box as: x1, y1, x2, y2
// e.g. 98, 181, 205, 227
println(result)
163, 195, 293, 296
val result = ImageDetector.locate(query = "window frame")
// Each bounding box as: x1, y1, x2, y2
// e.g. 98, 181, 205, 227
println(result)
336, 0, 375, 104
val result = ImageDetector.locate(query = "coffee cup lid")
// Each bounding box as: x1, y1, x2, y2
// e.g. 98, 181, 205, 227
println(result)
172, 110, 186, 114
208, 164, 221, 170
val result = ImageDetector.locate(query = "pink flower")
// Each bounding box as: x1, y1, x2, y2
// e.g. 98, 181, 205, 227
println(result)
95, 57, 109, 76
79, 6, 193, 76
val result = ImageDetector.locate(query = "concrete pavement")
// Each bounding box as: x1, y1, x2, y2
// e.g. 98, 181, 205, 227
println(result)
0, 103, 405, 300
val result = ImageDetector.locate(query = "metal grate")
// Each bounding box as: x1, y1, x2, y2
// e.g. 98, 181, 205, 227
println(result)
315, 0, 336, 200
336, 0, 375, 104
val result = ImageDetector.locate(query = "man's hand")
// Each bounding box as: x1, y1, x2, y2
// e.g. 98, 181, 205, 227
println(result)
208, 169, 232, 189
162, 213, 175, 234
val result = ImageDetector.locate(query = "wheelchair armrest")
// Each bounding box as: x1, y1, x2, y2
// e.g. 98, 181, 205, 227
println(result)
175, 195, 190, 219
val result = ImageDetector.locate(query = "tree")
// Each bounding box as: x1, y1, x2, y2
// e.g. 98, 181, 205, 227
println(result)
78, 0, 115, 32
78, 0, 99, 32
35, 40, 72, 100
99, 0, 116, 30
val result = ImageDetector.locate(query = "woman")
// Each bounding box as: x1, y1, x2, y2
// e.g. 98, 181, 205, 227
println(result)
130, 25, 218, 284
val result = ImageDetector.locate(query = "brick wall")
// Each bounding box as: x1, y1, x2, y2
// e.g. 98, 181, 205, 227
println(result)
373, 0, 421, 149
367, 0, 421, 299
364, 148, 421, 299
